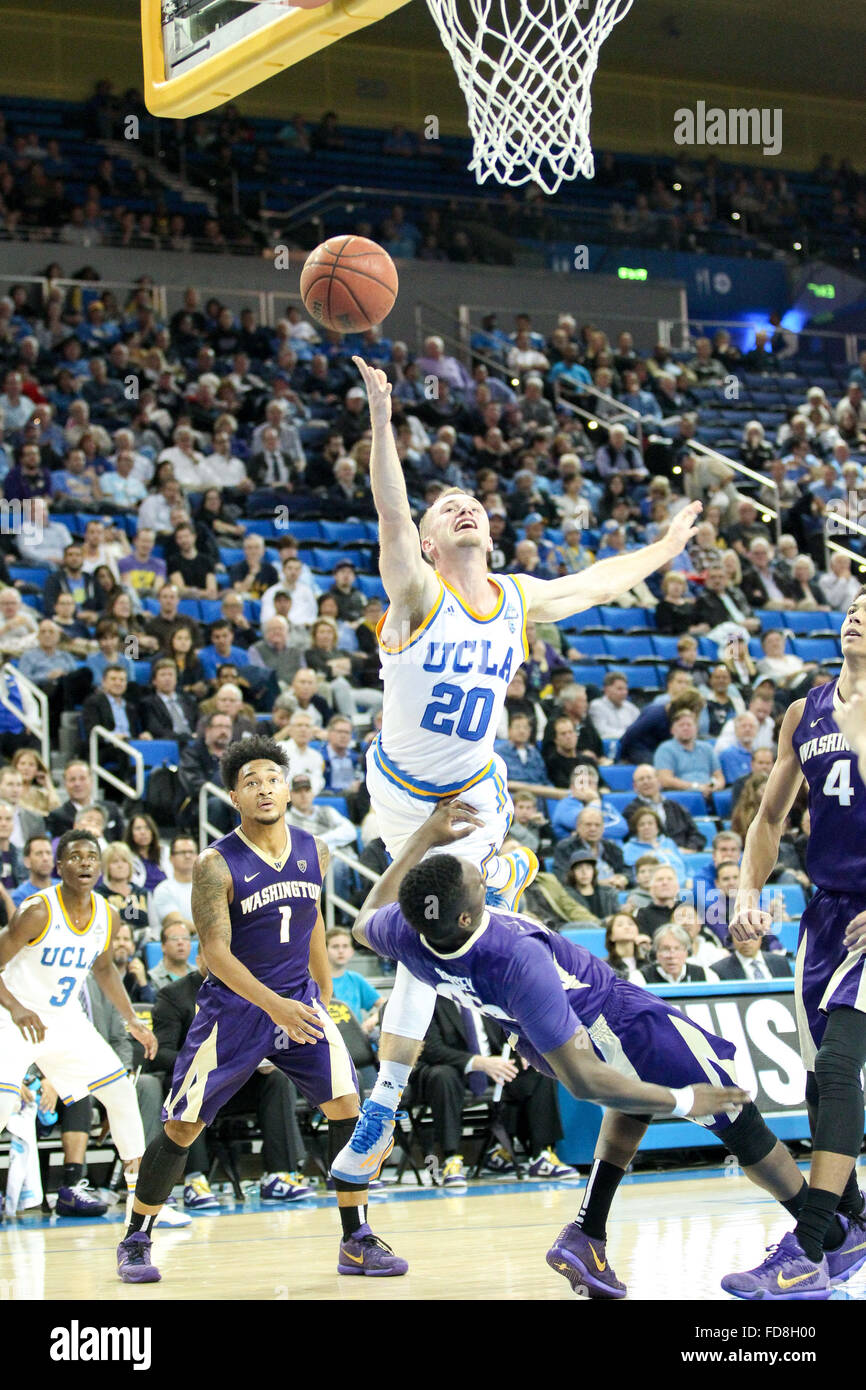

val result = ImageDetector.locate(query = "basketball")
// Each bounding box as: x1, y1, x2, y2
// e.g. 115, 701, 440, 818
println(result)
300, 235, 399, 333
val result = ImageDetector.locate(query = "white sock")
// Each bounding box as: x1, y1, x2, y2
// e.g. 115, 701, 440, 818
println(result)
482, 853, 511, 891
368, 1061, 412, 1112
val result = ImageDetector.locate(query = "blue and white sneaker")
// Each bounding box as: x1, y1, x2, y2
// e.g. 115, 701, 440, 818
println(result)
485, 849, 538, 913
55, 1180, 108, 1217
329, 1101, 395, 1186
183, 1173, 220, 1211
260, 1172, 315, 1202
721, 1232, 830, 1300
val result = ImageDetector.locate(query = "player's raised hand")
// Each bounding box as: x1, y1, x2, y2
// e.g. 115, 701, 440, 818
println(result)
268, 995, 325, 1045
663, 500, 702, 556
424, 799, 485, 846
728, 906, 773, 944
844, 909, 866, 953
128, 1019, 158, 1061
352, 356, 392, 425
10, 1003, 44, 1043
687, 1083, 750, 1118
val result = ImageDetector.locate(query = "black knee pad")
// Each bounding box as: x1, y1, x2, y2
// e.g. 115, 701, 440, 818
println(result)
722, 1102, 777, 1169
60, 1096, 92, 1134
813, 1037, 865, 1159
805, 1070, 819, 1112
135, 1129, 191, 1206
328, 1116, 367, 1191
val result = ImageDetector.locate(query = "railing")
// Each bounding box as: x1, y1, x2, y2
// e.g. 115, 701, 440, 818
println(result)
0, 664, 50, 766
89, 726, 145, 802
553, 381, 645, 453
679, 439, 782, 543
323, 845, 378, 930
658, 316, 862, 362
198, 781, 236, 851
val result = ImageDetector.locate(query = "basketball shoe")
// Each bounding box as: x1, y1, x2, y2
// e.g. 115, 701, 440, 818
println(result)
183, 1173, 220, 1210
826, 1208, 866, 1285
546, 1223, 626, 1299
485, 848, 538, 913
117, 1232, 161, 1284
56, 1179, 108, 1217
484, 1146, 515, 1175
329, 1100, 395, 1185
260, 1172, 315, 1202
337, 1223, 408, 1277
528, 1149, 578, 1181
442, 1155, 468, 1190
721, 1233, 830, 1300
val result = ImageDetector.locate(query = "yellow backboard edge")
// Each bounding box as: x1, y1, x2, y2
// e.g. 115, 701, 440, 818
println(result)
142, 0, 413, 119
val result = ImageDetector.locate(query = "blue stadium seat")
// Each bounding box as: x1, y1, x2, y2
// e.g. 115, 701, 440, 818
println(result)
697, 636, 720, 659
569, 634, 609, 659
760, 883, 807, 919
603, 635, 654, 660
571, 664, 606, 686
132, 661, 152, 685
602, 738, 620, 760
177, 599, 201, 620
599, 606, 650, 630
621, 667, 660, 690
363, 521, 380, 544
276, 521, 321, 542
712, 789, 733, 818
318, 521, 369, 545
599, 766, 635, 792
777, 921, 799, 954
357, 575, 386, 600
219, 547, 243, 567
650, 635, 681, 660
244, 519, 280, 538
561, 927, 606, 959
129, 739, 180, 767
199, 600, 223, 624
315, 795, 348, 818
142, 598, 159, 616
785, 611, 826, 634
752, 610, 785, 629
601, 791, 634, 814
792, 638, 839, 662
693, 818, 719, 841
666, 790, 709, 816
560, 606, 602, 632
682, 852, 713, 877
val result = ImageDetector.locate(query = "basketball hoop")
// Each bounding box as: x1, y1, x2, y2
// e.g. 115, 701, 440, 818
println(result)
424, 0, 635, 194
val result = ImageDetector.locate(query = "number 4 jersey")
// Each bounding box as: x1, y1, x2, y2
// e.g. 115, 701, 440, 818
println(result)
371, 574, 529, 799
793, 677, 866, 892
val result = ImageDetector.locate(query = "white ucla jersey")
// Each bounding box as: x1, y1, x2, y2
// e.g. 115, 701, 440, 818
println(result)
371, 573, 529, 799
1, 886, 112, 1013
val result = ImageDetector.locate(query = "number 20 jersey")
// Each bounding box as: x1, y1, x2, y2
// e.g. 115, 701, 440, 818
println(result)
792, 677, 866, 893
372, 574, 529, 798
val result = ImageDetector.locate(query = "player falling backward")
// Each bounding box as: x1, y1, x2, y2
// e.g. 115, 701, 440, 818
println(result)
0, 831, 160, 1219
719, 591, 866, 1299
333, 354, 706, 1182
347, 798, 856, 1299
116, 736, 406, 1284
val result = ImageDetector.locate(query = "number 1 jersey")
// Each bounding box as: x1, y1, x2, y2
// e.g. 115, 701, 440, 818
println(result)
373, 574, 529, 798
792, 677, 866, 892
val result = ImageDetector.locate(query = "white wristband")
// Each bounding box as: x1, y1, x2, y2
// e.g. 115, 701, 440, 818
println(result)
669, 1086, 694, 1118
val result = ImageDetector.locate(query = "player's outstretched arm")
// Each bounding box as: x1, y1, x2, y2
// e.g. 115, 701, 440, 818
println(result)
0, 898, 50, 1041
520, 500, 702, 622
91, 906, 157, 1059
352, 356, 437, 619
193, 847, 324, 1045
730, 699, 805, 943
353, 800, 483, 949
545, 1028, 749, 1118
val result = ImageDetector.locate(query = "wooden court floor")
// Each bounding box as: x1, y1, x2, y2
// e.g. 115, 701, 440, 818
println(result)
3, 1170, 866, 1301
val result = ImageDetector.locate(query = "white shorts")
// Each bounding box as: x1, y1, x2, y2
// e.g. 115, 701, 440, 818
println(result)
365, 741, 513, 874
0, 1008, 128, 1107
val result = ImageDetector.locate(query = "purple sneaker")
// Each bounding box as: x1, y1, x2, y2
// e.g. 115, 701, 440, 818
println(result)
117, 1232, 161, 1284
721, 1232, 830, 1300
546, 1223, 626, 1299
337, 1222, 408, 1277
56, 1180, 108, 1217
827, 1210, 866, 1285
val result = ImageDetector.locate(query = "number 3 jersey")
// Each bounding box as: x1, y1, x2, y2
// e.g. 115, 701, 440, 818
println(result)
372, 574, 529, 799
792, 677, 866, 892
1, 886, 111, 1014
214, 826, 322, 995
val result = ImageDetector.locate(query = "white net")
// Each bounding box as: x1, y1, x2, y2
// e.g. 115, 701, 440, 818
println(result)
425, 0, 635, 194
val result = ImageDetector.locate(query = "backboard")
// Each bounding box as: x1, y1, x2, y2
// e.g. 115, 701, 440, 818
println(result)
141, 0, 412, 118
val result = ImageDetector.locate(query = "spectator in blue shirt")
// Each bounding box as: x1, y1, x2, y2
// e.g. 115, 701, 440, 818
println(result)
326, 927, 384, 1033
548, 343, 592, 395
11, 834, 60, 906
498, 712, 551, 792
654, 707, 724, 801
470, 314, 510, 364
718, 711, 760, 785
197, 620, 250, 682
621, 805, 687, 888
618, 369, 662, 421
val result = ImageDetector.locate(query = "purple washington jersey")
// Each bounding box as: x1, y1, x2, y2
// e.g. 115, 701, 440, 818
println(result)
365, 903, 617, 1067
365, 902, 743, 1133
792, 678, 866, 893
214, 825, 322, 995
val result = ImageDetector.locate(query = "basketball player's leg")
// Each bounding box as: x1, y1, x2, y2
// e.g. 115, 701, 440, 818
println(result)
273, 993, 407, 1275
53, 1097, 109, 1215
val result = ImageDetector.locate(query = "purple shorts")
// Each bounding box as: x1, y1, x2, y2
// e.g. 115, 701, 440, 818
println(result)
518, 979, 740, 1135
163, 976, 358, 1126
795, 889, 866, 1070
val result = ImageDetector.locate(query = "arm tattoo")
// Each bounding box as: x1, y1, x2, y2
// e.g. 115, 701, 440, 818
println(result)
314, 836, 331, 880
191, 848, 233, 952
